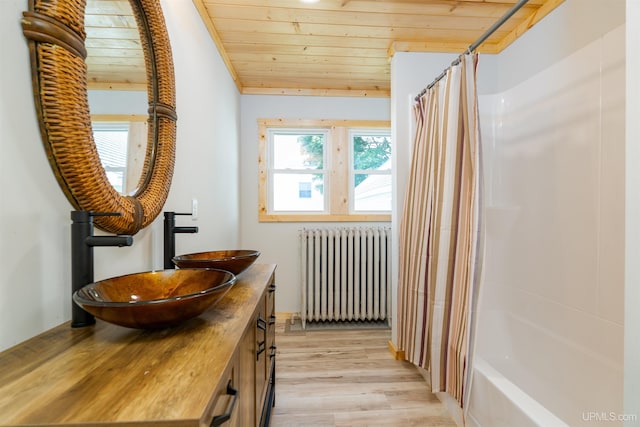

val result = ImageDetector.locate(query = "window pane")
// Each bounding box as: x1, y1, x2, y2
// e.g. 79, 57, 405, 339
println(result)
93, 123, 128, 192
354, 174, 391, 211
94, 128, 128, 169
273, 173, 324, 211
106, 171, 125, 194
352, 134, 391, 171
273, 133, 324, 169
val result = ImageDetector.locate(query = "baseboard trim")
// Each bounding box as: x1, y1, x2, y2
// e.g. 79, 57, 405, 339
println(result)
275, 312, 298, 324
387, 340, 405, 360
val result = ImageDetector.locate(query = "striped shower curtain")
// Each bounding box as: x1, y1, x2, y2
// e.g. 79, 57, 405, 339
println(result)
397, 53, 483, 408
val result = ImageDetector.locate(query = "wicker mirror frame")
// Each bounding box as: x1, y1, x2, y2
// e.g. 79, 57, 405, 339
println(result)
21, 0, 177, 235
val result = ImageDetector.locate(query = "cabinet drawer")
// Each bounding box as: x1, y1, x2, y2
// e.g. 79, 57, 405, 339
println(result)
207, 365, 239, 427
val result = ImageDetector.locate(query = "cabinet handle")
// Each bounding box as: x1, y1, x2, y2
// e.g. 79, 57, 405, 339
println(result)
257, 316, 267, 331
268, 314, 276, 326
268, 283, 276, 293
270, 345, 277, 359
257, 316, 267, 360
256, 341, 266, 360
210, 380, 238, 427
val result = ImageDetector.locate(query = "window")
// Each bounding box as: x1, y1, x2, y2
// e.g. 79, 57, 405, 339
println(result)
93, 122, 129, 193
91, 115, 147, 195
270, 129, 328, 212
351, 130, 392, 212
259, 119, 391, 222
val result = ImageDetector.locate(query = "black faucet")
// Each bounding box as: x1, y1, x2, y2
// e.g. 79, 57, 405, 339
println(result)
163, 211, 198, 269
71, 211, 133, 328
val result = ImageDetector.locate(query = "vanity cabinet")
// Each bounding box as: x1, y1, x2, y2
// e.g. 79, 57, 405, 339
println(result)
238, 276, 276, 427
0, 264, 277, 427
236, 276, 276, 427
262, 281, 277, 425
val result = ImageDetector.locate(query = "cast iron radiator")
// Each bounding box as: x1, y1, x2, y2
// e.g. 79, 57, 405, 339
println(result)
299, 227, 391, 328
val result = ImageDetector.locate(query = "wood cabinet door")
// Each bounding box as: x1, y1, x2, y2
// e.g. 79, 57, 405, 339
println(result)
238, 320, 256, 426
255, 298, 268, 426
266, 281, 276, 361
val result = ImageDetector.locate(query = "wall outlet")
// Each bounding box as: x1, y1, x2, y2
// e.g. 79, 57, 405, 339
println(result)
191, 198, 198, 220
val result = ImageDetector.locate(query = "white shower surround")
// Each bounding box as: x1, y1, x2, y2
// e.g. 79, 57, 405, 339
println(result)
468, 24, 625, 427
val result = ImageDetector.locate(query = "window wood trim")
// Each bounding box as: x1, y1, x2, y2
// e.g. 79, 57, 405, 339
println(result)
91, 114, 148, 122
258, 118, 391, 223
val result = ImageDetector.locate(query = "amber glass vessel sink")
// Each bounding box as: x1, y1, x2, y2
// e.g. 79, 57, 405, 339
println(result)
73, 269, 236, 329
173, 250, 260, 275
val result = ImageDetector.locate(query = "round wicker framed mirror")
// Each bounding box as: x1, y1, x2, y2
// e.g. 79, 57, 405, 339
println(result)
21, 0, 176, 235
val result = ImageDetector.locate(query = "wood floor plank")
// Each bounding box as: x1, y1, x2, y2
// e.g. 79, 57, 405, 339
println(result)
334, 407, 457, 427
271, 321, 457, 427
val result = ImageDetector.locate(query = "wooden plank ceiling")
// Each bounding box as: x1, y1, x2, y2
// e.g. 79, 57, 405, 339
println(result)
84, 0, 564, 96
85, 0, 146, 90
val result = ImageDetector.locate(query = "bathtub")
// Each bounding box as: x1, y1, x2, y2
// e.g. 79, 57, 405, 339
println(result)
465, 307, 623, 427
466, 358, 569, 427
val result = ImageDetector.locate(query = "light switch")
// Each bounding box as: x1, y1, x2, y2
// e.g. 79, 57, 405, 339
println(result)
192, 198, 198, 220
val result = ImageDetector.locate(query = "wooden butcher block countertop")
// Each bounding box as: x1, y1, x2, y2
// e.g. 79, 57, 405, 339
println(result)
0, 264, 276, 427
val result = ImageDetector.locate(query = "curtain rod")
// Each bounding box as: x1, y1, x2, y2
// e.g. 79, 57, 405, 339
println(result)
414, 0, 530, 101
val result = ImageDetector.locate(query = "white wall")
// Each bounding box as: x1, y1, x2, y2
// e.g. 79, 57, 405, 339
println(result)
0, 0, 72, 350
0, 0, 240, 351
494, 0, 627, 93
239, 95, 390, 314
625, 0, 640, 423
160, 0, 241, 259
88, 90, 147, 115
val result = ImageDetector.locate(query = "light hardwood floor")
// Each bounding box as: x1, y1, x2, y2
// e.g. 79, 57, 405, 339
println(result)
271, 320, 458, 427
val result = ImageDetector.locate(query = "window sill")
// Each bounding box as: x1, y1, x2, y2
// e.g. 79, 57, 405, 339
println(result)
258, 213, 391, 223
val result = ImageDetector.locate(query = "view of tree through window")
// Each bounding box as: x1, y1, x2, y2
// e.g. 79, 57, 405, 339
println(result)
297, 133, 391, 190
271, 131, 327, 211
297, 135, 325, 194
351, 131, 392, 212
352, 134, 391, 186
